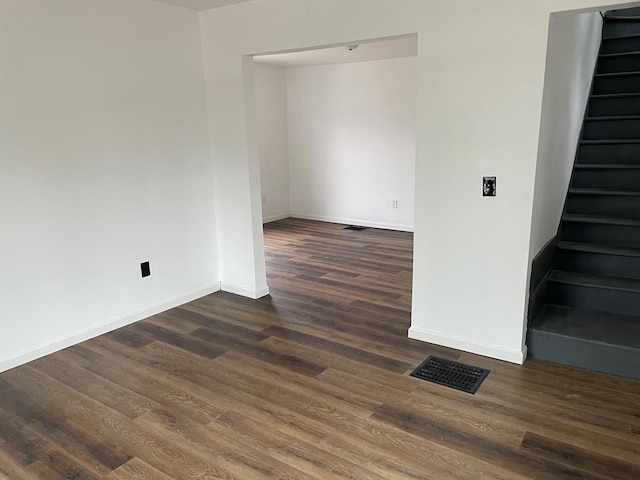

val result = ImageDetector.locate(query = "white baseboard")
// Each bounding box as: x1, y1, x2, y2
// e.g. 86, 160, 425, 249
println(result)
0, 282, 222, 374
291, 213, 414, 232
263, 213, 291, 224
408, 326, 526, 365
221, 282, 270, 299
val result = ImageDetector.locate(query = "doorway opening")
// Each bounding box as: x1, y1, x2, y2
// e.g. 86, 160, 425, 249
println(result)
248, 35, 418, 329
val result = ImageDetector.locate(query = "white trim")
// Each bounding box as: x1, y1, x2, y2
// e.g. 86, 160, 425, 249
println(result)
408, 326, 527, 365
263, 213, 291, 224
0, 282, 222, 374
221, 282, 270, 299
291, 213, 413, 232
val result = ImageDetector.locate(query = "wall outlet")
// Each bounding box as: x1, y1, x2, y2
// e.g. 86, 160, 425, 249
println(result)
392, 200, 399, 209
141, 262, 151, 278
483, 177, 497, 197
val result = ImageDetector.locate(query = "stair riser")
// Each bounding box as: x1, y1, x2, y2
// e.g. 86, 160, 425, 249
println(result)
527, 329, 640, 379
583, 118, 640, 139
566, 194, 640, 219
589, 95, 640, 116
598, 54, 640, 74
548, 281, 640, 316
560, 222, 640, 248
602, 36, 640, 54
593, 75, 640, 94
603, 21, 640, 38
572, 168, 640, 189
555, 249, 640, 280
578, 143, 640, 164
608, 8, 640, 17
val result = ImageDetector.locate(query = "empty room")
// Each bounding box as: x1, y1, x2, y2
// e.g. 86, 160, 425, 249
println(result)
0, 0, 639, 479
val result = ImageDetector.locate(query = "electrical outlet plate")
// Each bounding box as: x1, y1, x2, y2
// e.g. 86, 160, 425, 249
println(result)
483, 177, 496, 197
141, 262, 151, 278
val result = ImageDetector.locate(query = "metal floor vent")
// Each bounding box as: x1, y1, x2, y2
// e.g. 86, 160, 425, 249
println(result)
344, 225, 369, 231
410, 356, 490, 394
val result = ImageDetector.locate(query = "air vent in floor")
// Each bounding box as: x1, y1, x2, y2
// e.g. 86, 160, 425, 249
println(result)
410, 356, 490, 394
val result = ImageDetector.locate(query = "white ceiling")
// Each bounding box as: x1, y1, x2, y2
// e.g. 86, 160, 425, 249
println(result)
152, 0, 251, 11
253, 36, 418, 68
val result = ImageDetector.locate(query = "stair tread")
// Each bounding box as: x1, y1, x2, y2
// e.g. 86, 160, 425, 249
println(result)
603, 32, 640, 41
599, 50, 640, 58
575, 164, 640, 169
581, 138, 640, 144
557, 241, 640, 257
595, 70, 640, 77
530, 304, 640, 349
585, 115, 640, 121
591, 92, 640, 98
563, 213, 640, 226
606, 15, 640, 21
569, 188, 640, 196
549, 270, 640, 291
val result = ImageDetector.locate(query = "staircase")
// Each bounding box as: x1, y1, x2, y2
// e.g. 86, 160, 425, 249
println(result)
527, 8, 640, 379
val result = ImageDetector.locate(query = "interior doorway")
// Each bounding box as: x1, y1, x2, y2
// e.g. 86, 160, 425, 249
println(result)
248, 34, 418, 320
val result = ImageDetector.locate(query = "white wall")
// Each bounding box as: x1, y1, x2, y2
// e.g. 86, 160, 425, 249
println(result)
0, 0, 217, 372
286, 57, 417, 231
529, 12, 603, 258
199, 0, 639, 365
253, 63, 291, 223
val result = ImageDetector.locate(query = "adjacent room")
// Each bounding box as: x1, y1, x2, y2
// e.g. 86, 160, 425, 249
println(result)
0, 0, 638, 478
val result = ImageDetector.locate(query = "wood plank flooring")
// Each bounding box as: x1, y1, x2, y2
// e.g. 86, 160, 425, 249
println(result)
0, 217, 639, 479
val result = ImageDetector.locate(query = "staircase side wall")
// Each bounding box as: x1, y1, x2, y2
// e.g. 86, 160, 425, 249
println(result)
529, 12, 602, 262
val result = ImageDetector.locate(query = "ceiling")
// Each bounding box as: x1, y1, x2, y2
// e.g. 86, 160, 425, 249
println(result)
253, 36, 418, 68
152, 0, 251, 11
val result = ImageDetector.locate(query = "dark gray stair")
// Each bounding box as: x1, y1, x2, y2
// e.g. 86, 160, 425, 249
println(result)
606, 7, 640, 18
593, 71, 640, 94
598, 51, 640, 73
567, 188, 640, 219
546, 270, 640, 316
583, 116, 640, 139
528, 10, 640, 379
556, 241, 640, 280
588, 93, 640, 116
578, 140, 640, 164
560, 214, 640, 248
603, 17, 640, 38
572, 164, 640, 189
527, 304, 640, 379
601, 34, 640, 54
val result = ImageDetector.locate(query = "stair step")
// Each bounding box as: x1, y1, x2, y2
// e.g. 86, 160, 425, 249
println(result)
601, 34, 640, 55
574, 164, 640, 169
580, 139, 640, 144
598, 51, 640, 74
527, 304, 640, 379
549, 270, 640, 292
558, 241, 640, 257
603, 18, 640, 38
593, 71, 640, 94
605, 16, 640, 21
547, 270, 640, 316
556, 242, 640, 280
562, 214, 640, 226
571, 166, 640, 190
606, 7, 640, 18
567, 190, 640, 220
570, 187, 640, 196
599, 50, 640, 58
583, 116, 640, 140
578, 140, 640, 165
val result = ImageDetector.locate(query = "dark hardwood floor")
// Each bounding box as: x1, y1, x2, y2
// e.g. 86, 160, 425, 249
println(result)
0, 217, 639, 479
